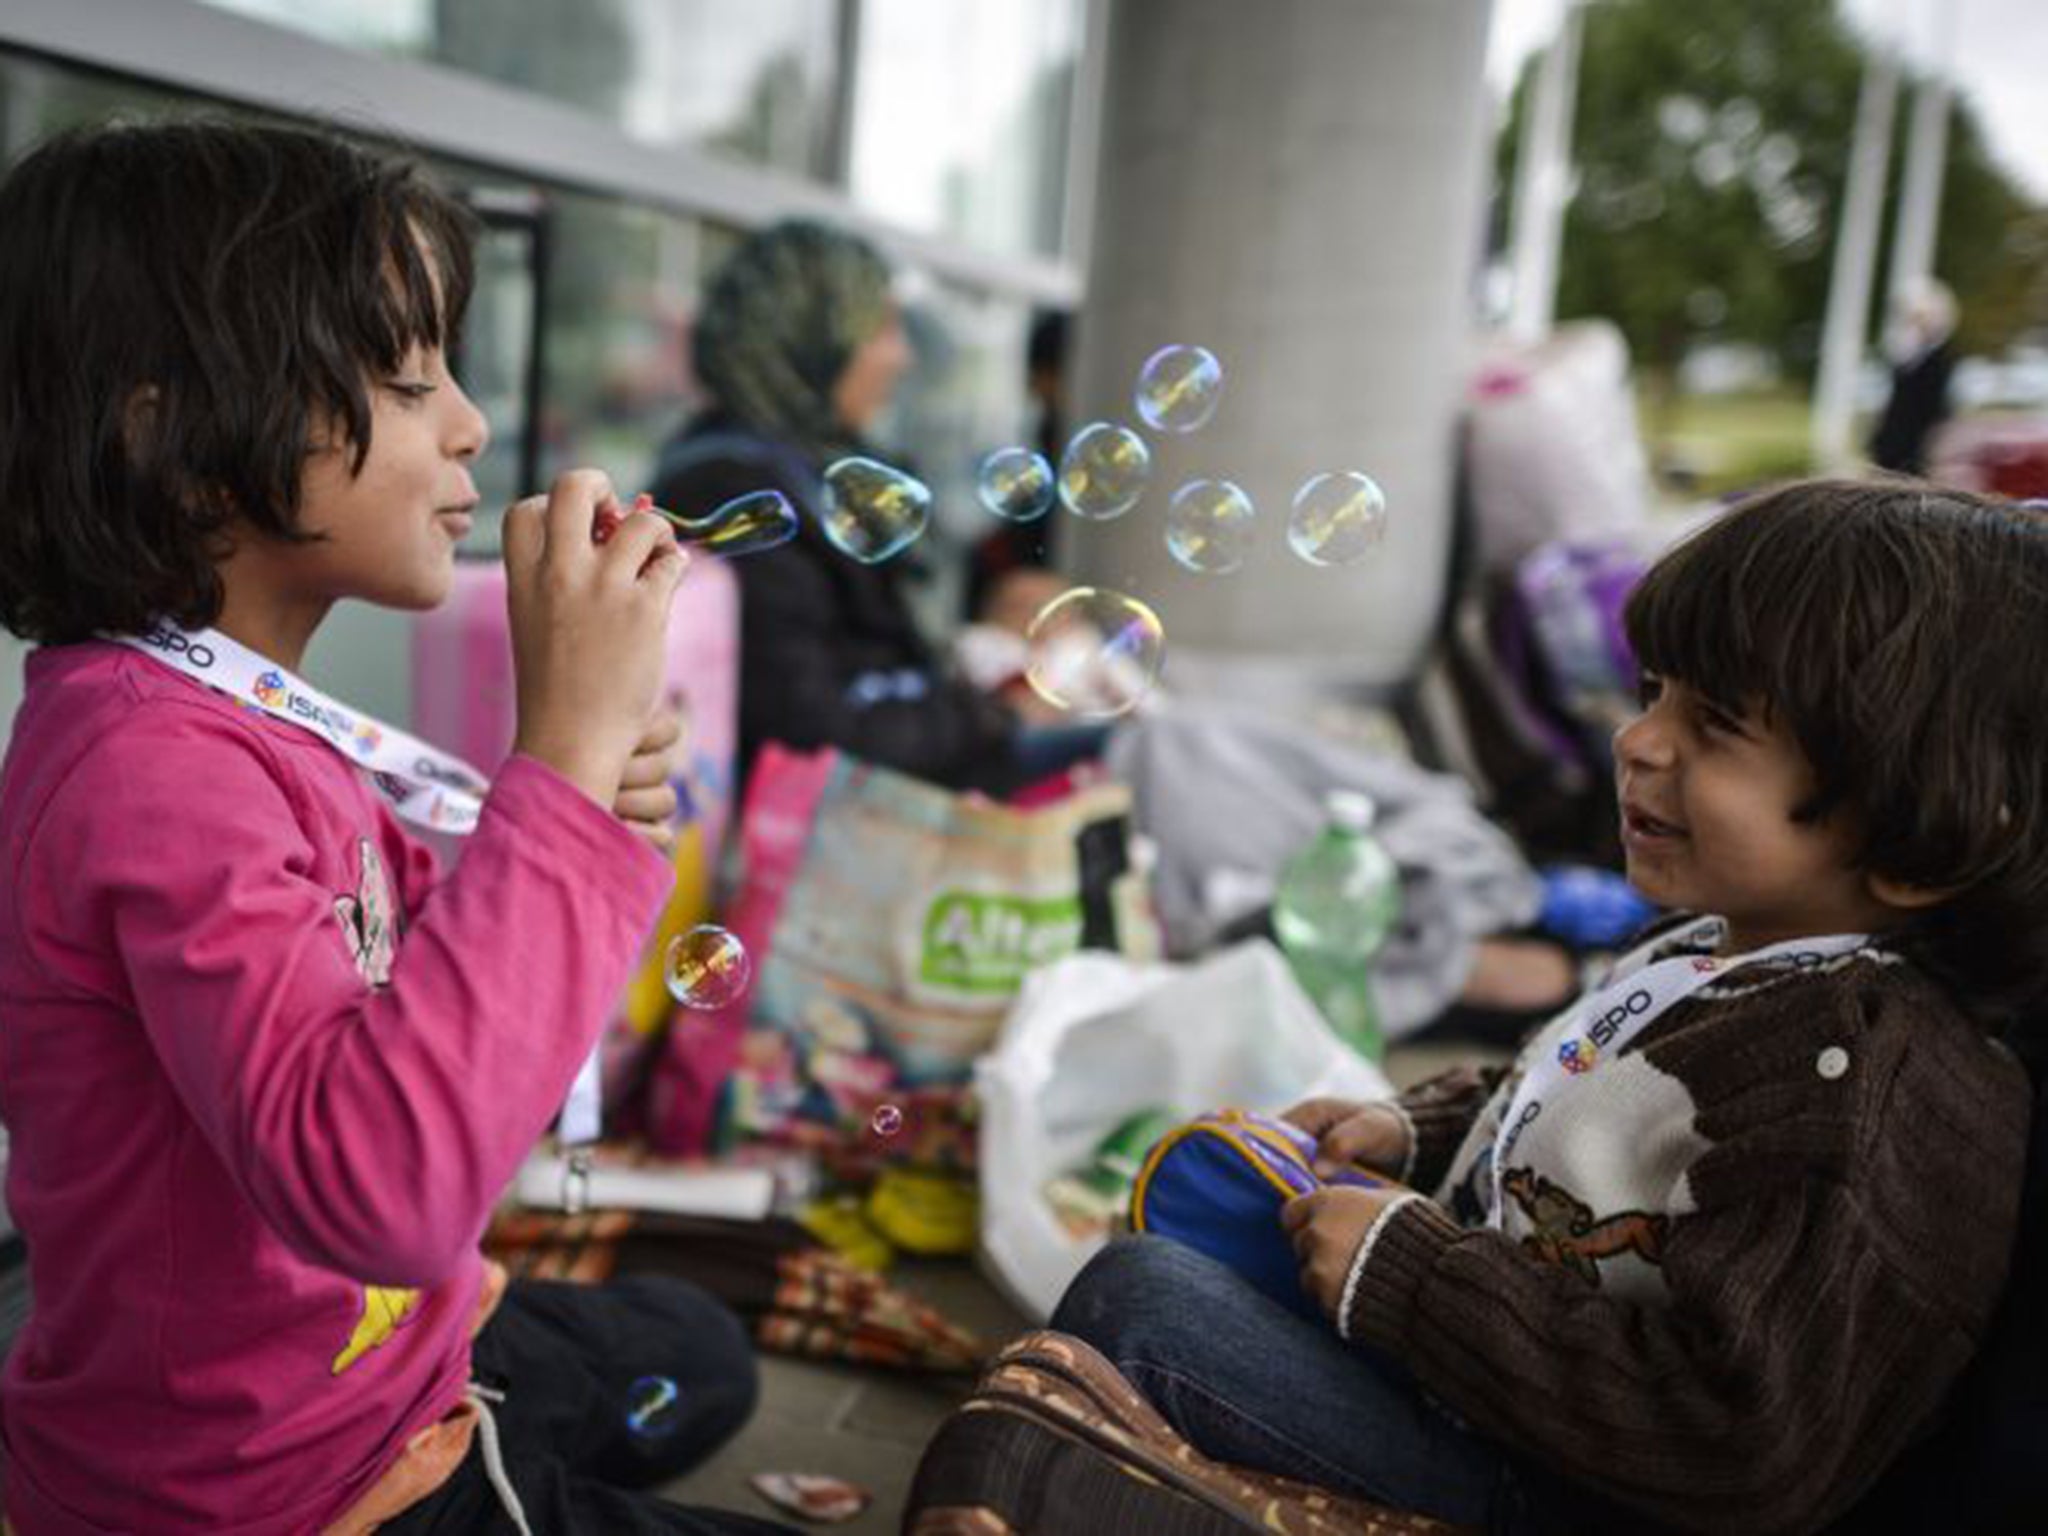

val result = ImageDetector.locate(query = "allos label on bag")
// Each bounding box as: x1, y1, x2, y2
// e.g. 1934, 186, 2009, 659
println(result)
918, 892, 1083, 995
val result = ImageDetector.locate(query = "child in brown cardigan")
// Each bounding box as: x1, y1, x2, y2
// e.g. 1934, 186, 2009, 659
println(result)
1055, 480, 2048, 1534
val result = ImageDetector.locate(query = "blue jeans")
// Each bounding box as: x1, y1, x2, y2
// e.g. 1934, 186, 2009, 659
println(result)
1051, 1236, 1552, 1533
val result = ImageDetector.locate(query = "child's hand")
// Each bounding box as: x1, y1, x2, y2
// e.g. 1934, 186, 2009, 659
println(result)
504, 470, 687, 808
614, 703, 685, 854
1281, 1185, 1410, 1321
1281, 1097, 1412, 1178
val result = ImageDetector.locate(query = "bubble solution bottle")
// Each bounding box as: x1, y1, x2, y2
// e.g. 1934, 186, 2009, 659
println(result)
1272, 791, 1402, 1061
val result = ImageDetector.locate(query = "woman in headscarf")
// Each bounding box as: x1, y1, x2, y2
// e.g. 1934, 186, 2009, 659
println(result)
648, 220, 1042, 795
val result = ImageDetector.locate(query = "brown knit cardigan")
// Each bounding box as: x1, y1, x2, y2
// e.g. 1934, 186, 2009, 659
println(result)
1351, 958, 2028, 1535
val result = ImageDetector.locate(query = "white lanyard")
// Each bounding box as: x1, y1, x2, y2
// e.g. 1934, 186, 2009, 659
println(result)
1487, 916, 1870, 1228
117, 622, 604, 1146
114, 622, 491, 833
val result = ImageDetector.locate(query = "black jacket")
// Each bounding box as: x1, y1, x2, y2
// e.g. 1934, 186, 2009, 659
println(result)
1869, 341, 1955, 476
647, 414, 1022, 795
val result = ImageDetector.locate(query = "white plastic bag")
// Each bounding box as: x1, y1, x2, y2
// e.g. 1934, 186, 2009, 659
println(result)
976, 941, 1395, 1320
1468, 320, 1651, 575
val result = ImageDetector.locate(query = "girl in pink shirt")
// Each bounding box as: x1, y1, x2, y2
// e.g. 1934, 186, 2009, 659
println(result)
0, 118, 790, 1535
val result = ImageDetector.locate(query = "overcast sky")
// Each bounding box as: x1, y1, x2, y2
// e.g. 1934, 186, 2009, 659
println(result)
1488, 0, 2048, 203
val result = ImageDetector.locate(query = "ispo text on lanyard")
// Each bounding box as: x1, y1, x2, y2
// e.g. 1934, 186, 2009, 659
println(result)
1487, 915, 1870, 1228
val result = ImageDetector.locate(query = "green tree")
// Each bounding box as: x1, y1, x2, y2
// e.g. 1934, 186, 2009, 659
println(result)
1498, 0, 2044, 386
1936, 109, 2045, 357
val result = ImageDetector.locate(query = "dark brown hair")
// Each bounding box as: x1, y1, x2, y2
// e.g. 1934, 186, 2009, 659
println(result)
0, 115, 477, 644
1626, 478, 2048, 1031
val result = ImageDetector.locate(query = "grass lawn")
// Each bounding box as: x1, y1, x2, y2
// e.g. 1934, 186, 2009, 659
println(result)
1640, 388, 1817, 496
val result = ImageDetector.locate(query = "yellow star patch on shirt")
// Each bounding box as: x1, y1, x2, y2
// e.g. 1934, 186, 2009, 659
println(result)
332, 1285, 421, 1374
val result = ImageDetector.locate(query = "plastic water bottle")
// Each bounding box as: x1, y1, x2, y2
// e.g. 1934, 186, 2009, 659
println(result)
1272, 791, 1402, 1060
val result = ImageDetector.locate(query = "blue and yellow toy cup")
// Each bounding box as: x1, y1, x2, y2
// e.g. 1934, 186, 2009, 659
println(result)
1129, 1108, 1394, 1320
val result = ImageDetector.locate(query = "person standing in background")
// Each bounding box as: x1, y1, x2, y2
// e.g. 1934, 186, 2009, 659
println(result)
1869, 278, 1958, 476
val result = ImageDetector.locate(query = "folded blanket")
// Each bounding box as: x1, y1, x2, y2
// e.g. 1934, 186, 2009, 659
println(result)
485, 1208, 987, 1374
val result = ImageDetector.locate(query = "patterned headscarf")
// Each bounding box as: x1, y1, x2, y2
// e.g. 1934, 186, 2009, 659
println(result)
692, 219, 894, 467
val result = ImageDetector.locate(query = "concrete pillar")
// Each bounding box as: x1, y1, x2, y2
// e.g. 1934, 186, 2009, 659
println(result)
1506, 0, 1582, 345
1887, 73, 1953, 311
1813, 52, 1898, 473
1066, 0, 1496, 695
1886, 0, 1958, 310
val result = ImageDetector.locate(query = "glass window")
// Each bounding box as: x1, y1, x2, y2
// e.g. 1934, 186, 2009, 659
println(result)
532, 191, 708, 514
0, 43, 1055, 653
458, 187, 714, 558
0, 49, 192, 142
0, 51, 714, 564
199, 0, 842, 177
453, 191, 547, 528
874, 277, 1036, 629
206, 0, 431, 54
847, 0, 1084, 259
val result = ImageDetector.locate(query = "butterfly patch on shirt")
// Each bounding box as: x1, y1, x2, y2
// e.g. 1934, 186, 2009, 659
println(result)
1502, 1167, 1667, 1286
334, 839, 396, 988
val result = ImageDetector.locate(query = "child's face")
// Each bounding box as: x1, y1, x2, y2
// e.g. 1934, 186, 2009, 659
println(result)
291, 342, 488, 610
1614, 675, 1892, 952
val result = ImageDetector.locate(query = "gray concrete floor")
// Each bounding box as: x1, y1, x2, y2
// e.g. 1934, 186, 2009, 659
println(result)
659, 1257, 1030, 1533
658, 1039, 1504, 1532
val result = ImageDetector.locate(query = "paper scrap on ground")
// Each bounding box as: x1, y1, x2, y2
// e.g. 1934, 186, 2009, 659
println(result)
749, 1471, 872, 1524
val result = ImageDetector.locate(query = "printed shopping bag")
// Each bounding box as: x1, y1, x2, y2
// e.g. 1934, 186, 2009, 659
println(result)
646, 746, 1154, 1162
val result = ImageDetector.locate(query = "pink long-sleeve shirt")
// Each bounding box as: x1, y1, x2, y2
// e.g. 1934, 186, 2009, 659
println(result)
0, 641, 673, 1532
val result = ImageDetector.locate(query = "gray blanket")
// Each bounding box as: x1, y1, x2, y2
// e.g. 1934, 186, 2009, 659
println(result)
1108, 703, 1542, 1040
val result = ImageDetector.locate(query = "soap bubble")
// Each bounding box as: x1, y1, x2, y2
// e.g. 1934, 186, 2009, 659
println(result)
1134, 345, 1223, 434
657, 489, 799, 556
1165, 479, 1255, 574
870, 1105, 904, 1138
1287, 472, 1388, 567
821, 457, 931, 563
1024, 587, 1166, 720
624, 1375, 682, 1440
975, 447, 1056, 523
1057, 423, 1151, 521
664, 926, 751, 1010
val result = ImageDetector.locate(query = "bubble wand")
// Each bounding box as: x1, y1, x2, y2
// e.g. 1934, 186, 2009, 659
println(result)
594, 490, 798, 555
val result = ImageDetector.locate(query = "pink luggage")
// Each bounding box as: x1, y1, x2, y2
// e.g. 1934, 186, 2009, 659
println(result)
644, 743, 839, 1157
410, 554, 742, 1120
